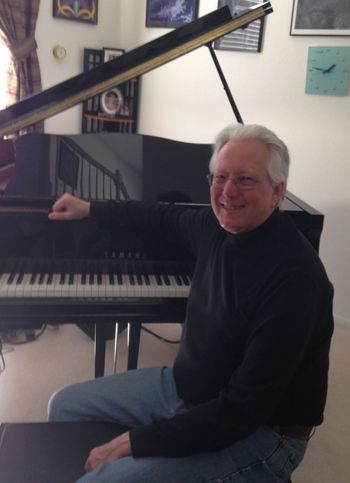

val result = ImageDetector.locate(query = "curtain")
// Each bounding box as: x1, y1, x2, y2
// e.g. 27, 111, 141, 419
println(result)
0, 0, 43, 133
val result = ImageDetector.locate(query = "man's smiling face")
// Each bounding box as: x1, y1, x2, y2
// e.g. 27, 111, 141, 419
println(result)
210, 139, 284, 234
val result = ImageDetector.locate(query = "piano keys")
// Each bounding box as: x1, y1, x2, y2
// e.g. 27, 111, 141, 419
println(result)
0, 258, 193, 300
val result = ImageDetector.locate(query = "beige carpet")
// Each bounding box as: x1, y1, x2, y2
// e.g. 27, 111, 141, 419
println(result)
0, 321, 349, 483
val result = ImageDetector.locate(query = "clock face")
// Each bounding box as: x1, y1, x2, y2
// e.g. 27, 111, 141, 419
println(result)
306, 46, 350, 96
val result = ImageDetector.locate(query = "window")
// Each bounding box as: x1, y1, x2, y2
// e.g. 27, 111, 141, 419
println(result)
0, 39, 10, 110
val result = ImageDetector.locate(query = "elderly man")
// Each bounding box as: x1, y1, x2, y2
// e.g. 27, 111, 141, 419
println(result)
48, 124, 333, 483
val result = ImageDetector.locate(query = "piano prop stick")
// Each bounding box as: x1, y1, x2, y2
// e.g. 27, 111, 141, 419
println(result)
0, 2, 272, 137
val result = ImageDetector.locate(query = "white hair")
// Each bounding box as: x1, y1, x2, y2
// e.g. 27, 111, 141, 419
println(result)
209, 124, 290, 195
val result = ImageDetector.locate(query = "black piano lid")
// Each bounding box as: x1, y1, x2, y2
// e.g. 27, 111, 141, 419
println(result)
0, 2, 273, 136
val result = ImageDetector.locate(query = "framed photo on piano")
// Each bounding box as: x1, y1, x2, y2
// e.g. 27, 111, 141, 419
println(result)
290, 0, 350, 36
214, 0, 265, 52
146, 0, 199, 28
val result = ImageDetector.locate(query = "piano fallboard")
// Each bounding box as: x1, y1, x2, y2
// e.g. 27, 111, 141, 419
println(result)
0, 298, 188, 328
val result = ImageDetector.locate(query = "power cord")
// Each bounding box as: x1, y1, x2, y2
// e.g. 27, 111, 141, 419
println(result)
141, 325, 181, 344
0, 337, 5, 374
0, 325, 47, 346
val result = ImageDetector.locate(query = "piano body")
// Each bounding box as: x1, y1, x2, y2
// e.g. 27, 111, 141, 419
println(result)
0, 3, 324, 376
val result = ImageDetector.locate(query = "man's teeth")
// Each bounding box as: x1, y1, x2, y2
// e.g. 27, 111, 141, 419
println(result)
221, 203, 244, 210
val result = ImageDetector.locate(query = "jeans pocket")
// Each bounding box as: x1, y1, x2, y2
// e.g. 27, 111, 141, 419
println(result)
205, 460, 279, 483
266, 437, 307, 482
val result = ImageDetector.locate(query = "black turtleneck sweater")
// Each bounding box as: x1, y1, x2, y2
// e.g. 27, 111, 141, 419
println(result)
90, 201, 334, 458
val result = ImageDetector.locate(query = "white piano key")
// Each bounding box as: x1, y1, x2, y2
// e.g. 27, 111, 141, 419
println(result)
15, 272, 33, 297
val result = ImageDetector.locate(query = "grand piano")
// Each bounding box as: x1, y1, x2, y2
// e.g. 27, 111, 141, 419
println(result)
0, 3, 324, 377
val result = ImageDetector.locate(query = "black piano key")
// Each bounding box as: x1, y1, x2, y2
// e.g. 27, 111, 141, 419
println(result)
134, 261, 143, 285
161, 264, 171, 286
178, 263, 190, 286
172, 264, 183, 286
184, 263, 193, 285
7, 272, 16, 285
68, 261, 75, 285
59, 263, 66, 284
81, 261, 87, 285
108, 264, 115, 285
153, 263, 163, 286
47, 261, 54, 285
29, 261, 39, 284
142, 262, 150, 286
7, 259, 20, 285
16, 271, 24, 284
128, 262, 135, 286
129, 273, 135, 285
15, 260, 26, 285
38, 260, 46, 285
89, 262, 95, 285
96, 261, 102, 285
144, 271, 150, 285
113, 261, 123, 285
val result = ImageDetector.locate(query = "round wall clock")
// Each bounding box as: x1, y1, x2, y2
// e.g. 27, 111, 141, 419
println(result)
305, 46, 350, 96
52, 45, 66, 60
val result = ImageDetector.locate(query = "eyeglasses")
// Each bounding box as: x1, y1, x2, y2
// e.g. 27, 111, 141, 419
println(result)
207, 173, 259, 190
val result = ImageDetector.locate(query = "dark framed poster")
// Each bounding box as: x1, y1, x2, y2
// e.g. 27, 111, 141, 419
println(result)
290, 0, 350, 36
214, 0, 265, 52
146, 0, 199, 28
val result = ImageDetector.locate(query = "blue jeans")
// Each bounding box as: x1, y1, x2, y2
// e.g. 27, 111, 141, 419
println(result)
48, 367, 307, 483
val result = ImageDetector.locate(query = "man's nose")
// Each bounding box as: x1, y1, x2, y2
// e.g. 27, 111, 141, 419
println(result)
222, 178, 239, 196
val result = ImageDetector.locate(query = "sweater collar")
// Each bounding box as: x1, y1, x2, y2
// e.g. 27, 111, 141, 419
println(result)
225, 209, 281, 246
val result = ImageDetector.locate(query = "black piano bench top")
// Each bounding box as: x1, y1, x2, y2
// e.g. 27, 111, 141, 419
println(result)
0, 421, 129, 483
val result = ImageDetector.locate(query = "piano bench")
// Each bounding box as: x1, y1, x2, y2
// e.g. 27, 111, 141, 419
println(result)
0, 421, 128, 483
0, 422, 297, 483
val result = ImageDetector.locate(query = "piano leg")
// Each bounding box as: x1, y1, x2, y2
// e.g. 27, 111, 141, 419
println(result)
94, 324, 106, 377
127, 322, 142, 370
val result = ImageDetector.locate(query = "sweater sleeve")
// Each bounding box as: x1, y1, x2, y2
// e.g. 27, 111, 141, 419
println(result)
90, 200, 212, 255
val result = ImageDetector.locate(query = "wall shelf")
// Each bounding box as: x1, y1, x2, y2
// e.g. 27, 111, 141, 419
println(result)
82, 48, 140, 134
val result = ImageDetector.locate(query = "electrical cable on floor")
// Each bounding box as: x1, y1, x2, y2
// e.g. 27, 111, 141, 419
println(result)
141, 325, 181, 344
0, 325, 47, 345
0, 337, 5, 374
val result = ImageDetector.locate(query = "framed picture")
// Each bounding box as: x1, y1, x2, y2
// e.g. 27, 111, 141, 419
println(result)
100, 88, 124, 117
146, 0, 199, 28
214, 0, 265, 52
290, 0, 350, 36
101, 49, 127, 117
103, 47, 125, 63
53, 0, 98, 24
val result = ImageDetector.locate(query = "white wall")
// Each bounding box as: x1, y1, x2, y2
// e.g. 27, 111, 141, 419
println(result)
35, 0, 350, 325
35, 0, 122, 133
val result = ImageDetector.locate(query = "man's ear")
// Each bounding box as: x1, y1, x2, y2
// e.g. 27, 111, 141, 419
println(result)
272, 182, 285, 207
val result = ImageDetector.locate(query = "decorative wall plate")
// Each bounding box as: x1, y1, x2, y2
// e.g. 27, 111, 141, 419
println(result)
100, 88, 124, 116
